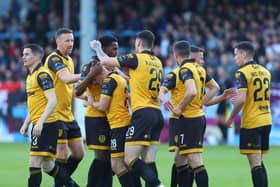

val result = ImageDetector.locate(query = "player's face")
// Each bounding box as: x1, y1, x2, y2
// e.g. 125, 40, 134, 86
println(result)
191, 52, 204, 65
234, 48, 245, 66
103, 42, 118, 57
22, 48, 38, 68
56, 33, 74, 56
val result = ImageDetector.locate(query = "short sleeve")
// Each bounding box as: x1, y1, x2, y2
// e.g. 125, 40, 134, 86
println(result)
101, 77, 117, 96
179, 67, 193, 83
37, 72, 54, 91
46, 55, 66, 74
162, 72, 176, 90
116, 53, 138, 69
235, 71, 247, 89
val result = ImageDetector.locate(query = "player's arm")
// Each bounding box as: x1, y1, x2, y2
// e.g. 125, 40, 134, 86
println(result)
114, 67, 129, 81
90, 40, 117, 67
47, 55, 80, 84
159, 72, 176, 111
20, 112, 31, 136
173, 68, 196, 116
58, 69, 80, 84
225, 90, 246, 128
92, 76, 116, 112
225, 71, 247, 128
75, 62, 93, 96
203, 78, 220, 106
32, 72, 57, 136
204, 87, 237, 106
93, 96, 111, 112
90, 40, 138, 69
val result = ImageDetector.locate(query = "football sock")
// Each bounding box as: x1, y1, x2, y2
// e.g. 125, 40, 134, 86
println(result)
129, 158, 160, 186
193, 165, 208, 187
54, 159, 67, 187
118, 169, 133, 187
87, 159, 103, 187
261, 162, 268, 187
145, 162, 158, 187
28, 167, 42, 187
176, 164, 194, 187
102, 160, 113, 187
251, 165, 267, 187
66, 155, 81, 176
170, 163, 177, 187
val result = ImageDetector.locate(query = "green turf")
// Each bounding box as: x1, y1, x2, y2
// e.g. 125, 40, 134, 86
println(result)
0, 143, 279, 187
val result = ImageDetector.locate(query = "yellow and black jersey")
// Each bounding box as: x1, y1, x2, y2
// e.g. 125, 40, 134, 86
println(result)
80, 62, 106, 118
235, 61, 272, 129
161, 67, 185, 118
26, 63, 57, 124
178, 59, 209, 118
116, 50, 163, 112
101, 72, 130, 129
86, 84, 106, 117
44, 50, 74, 122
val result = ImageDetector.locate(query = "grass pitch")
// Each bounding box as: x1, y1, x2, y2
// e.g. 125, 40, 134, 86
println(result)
0, 143, 279, 187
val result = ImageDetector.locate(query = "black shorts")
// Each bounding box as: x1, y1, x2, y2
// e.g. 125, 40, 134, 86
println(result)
85, 117, 110, 150
168, 118, 179, 152
30, 121, 59, 159
125, 108, 164, 146
110, 126, 128, 158
240, 125, 271, 154
57, 120, 82, 144
177, 116, 206, 155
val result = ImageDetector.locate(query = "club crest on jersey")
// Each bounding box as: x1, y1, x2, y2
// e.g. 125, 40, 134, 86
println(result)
51, 56, 60, 62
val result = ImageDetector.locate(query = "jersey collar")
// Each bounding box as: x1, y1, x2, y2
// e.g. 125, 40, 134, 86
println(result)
55, 49, 69, 60
141, 50, 154, 55
180, 58, 195, 67
28, 62, 43, 74
240, 60, 256, 68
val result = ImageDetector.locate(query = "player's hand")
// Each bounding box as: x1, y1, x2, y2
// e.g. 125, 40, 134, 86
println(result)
32, 123, 43, 136
230, 94, 238, 104
83, 94, 93, 107
223, 88, 237, 99
225, 117, 234, 128
20, 124, 29, 137
88, 62, 102, 78
89, 40, 102, 51
163, 100, 173, 111
172, 107, 182, 117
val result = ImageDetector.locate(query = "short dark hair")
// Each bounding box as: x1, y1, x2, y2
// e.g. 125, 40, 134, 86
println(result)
24, 43, 44, 57
190, 45, 204, 53
99, 35, 118, 48
173, 40, 190, 57
234, 41, 255, 57
55, 28, 73, 38
136, 30, 155, 48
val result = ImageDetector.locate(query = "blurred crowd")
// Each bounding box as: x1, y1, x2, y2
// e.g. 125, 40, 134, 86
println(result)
0, 0, 280, 84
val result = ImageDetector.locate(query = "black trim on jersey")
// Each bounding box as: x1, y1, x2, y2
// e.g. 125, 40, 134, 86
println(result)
117, 53, 138, 69
235, 71, 247, 89
55, 49, 69, 61
28, 63, 43, 75
162, 72, 176, 89
206, 73, 212, 84
101, 75, 117, 96
239, 60, 256, 69
179, 67, 194, 83
37, 72, 54, 91
180, 58, 195, 67
47, 54, 66, 74
141, 50, 154, 55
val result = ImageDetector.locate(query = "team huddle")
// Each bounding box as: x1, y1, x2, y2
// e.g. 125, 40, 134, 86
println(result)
20, 28, 272, 187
